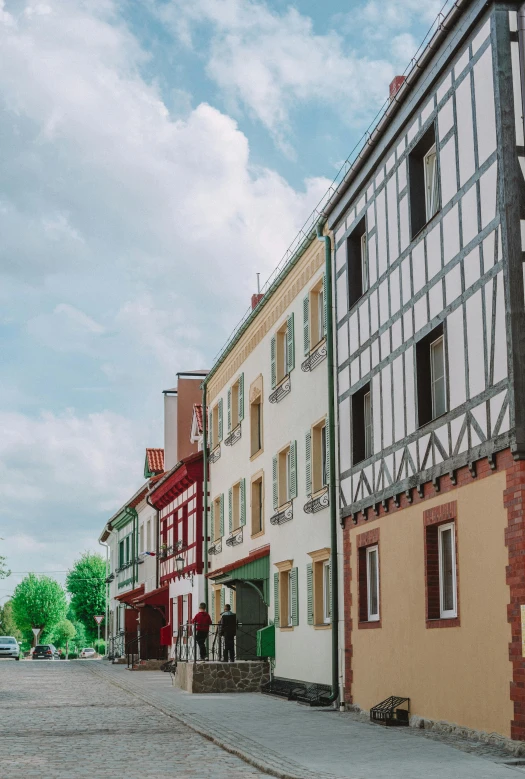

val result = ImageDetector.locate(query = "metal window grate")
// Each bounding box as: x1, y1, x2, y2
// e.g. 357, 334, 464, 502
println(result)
370, 696, 410, 726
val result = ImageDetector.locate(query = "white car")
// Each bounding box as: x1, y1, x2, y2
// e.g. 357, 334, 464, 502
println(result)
0, 636, 20, 660
80, 647, 96, 658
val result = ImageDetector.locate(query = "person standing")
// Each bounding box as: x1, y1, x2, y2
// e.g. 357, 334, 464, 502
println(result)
192, 602, 212, 661
219, 603, 237, 663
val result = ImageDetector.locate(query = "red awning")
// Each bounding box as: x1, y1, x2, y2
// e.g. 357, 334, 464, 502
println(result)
115, 584, 144, 604
133, 584, 169, 608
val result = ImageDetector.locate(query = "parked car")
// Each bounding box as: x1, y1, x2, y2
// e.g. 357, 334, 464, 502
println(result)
0, 636, 20, 660
80, 648, 96, 659
32, 644, 59, 660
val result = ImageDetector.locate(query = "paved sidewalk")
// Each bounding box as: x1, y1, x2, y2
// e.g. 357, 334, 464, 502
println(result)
90, 662, 523, 779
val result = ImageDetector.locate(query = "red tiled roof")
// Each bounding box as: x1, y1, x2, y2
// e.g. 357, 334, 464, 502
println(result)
193, 404, 203, 434
146, 448, 164, 474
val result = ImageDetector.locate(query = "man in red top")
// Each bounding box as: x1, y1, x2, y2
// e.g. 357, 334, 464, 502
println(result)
192, 602, 212, 661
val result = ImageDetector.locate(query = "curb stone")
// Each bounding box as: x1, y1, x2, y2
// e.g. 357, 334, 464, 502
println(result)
86, 663, 342, 779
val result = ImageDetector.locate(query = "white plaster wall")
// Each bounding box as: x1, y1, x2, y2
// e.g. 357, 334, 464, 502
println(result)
209, 262, 334, 685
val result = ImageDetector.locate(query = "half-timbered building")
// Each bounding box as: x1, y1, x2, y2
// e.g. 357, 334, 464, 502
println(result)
325, 0, 525, 739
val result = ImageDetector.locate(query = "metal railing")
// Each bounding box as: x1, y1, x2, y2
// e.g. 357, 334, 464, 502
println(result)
107, 632, 125, 661
174, 622, 265, 663
125, 633, 167, 669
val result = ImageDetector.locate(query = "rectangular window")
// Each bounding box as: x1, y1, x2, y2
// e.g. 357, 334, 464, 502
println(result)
352, 382, 372, 465
146, 520, 151, 552
309, 420, 329, 494
346, 218, 367, 309
139, 524, 144, 554
211, 404, 219, 448
366, 546, 380, 621
232, 481, 240, 531
277, 325, 288, 384
250, 394, 263, 457
274, 442, 297, 509
438, 523, 457, 618
251, 475, 264, 536
287, 571, 293, 627
228, 373, 244, 432
323, 561, 331, 624
416, 323, 446, 427
409, 123, 440, 238
231, 381, 239, 429
212, 496, 223, 541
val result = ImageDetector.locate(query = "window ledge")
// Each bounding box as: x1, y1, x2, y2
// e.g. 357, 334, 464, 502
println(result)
304, 488, 329, 514
270, 502, 293, 526
251, 530, 265, 540
250, 447, 264, 462
301, 340, 327, 372
225, 527, 243, 548
358, 620, 382, 629
426, 617, 460, 629
279, 627, 294, 632
313, 624, 331, 630
208, 539, 222, 556
225, 423, 242, 447
269, 375, 291, 404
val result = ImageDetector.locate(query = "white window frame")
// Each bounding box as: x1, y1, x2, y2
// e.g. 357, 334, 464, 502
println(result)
430, 335, 446, 419
364, 391, 372, 459
438, 522, 457, 619
424, 143, 439, 221
361, 232, 369, 293
323, 560, 331, 624
366, 545, 380, 622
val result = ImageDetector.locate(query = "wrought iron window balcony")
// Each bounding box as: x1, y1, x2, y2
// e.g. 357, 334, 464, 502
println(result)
303, 487, 329, 514
208, 539, 222, 555
269, 375, 291, 404
225, 423, 242, 447
105, 573, 115, 584
270, 502, 293, 526
209, 444, 221, 464
301, 339, 327, 372
225, 527, 243, 547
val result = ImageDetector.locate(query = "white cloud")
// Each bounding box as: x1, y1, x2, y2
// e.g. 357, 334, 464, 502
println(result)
159, 0, 398, 151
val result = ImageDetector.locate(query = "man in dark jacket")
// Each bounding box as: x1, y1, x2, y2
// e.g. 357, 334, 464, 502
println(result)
219, 603, 237, 662
192, 603, 212, 661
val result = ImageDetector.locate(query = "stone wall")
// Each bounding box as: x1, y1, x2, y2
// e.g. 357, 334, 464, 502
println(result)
174, 661, 269, 693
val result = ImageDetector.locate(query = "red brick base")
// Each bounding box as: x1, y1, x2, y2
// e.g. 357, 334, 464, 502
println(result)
504, 460, 525, 741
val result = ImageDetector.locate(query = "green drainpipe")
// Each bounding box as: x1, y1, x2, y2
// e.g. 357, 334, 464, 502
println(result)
317, 222, 340, 706
202, 380, 209, 611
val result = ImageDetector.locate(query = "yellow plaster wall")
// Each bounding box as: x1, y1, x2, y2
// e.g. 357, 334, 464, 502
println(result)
351, 472, 513, 736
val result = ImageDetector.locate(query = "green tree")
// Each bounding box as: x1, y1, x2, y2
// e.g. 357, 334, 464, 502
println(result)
47, 618, 76, 653
0, 600, 21, 640
66, 553, 106, 641
0, 537, 10, 579
11, 574, 67, 643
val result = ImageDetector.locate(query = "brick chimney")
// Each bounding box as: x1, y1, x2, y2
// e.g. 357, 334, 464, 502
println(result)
389, 75, 406, 101
251, 293, 263, 310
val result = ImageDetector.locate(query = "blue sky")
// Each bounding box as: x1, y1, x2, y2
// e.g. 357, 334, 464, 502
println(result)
0, 0, 443, 596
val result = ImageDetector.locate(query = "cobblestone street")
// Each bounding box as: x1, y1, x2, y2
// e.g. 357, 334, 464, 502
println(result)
0, 660, 270, 779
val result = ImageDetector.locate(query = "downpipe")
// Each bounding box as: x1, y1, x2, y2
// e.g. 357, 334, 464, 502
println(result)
316, 222, 340, 708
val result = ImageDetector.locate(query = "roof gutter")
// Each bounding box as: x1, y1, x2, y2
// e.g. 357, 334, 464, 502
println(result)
323, 0, 473, 223
316, 223, 340, 706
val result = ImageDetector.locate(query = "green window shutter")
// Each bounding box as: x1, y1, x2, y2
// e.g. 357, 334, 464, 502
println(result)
289, 440, 297, 499
218, 399, 223, 442
219, 494, 224, 537
325, 422, 330, 486
323, 273, 328, 336
270, 335, 277, 389
208, 409, 213, 448
286, 313, 295, 373
291, 567, 299, 626
272, 455, 278, 510
119, 541, 124, 567
211, 590, 215, 620
274, 572, 280, 625
228, 487, 233, 534
210, 501, 215, 540
305, 430, 312, 496
238, 373, 244, 422
303, 294, 310, 355
307, 563, 314, 625
227, 388, 232, 433
240, 478, 246, 526
220, 588, 225, 612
